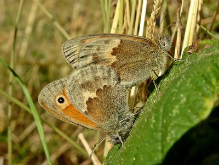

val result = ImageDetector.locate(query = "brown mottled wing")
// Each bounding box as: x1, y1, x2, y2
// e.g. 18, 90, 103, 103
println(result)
67, 65, 131, 131
38, 77, 102, 130
62, 34, 169, 87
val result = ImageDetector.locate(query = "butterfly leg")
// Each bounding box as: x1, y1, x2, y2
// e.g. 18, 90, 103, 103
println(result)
90, 136, 108, 158
151, 70, 160, 94
118, 133, 124, 147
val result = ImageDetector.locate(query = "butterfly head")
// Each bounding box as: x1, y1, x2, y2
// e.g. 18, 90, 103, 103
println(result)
158, 35, 172, 52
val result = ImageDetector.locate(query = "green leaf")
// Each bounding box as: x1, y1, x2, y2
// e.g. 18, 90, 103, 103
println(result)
105, 40, 219, 165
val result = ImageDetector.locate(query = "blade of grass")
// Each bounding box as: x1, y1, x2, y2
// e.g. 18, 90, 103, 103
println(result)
106, 0, 112, 33
100, 0, 107, 32
0, 58, 52, 165
8, 0, 24, 164
0, 83, 89, 158
200, 25, 218, 39
0, 89, 31, 113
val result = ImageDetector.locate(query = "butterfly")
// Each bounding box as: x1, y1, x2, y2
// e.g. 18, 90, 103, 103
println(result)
38, 65, 135, 144
62, 34, 172, 88
38, 34, 172, 144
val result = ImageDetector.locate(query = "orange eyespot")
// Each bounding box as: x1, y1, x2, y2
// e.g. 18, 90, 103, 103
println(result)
55, 94, 70, 110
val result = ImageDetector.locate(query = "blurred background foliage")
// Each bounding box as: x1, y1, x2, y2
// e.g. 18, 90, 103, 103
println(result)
0, 0, 218, 164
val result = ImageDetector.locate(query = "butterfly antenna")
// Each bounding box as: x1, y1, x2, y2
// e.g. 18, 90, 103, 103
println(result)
166, 53, 185, 61
160, 22, 176, 37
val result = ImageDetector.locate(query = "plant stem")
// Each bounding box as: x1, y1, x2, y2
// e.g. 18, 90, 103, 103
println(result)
8, 0, 24, 164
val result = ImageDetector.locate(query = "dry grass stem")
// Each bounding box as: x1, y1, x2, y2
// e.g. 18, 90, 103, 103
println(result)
181, 0, 197, 55
42, 142, 72, 165
196, 0, 203, 35
133, 0, 142, 35
188, 0, 199, 45
33, 0, 70, 39
122, 9, 128, 33
128, 0, 137, 34
103, 139, 113, 158
125, 0, 131, 27
78, 133, 101, 165
146, 0, 163, 39
17, 122, 36, 142
139, 0, 147, 36
174, 1, 182, 59
19, 2, 38, 57
118, 0, 124, 33
159, 1, 166, 34
111, 1, 120, 33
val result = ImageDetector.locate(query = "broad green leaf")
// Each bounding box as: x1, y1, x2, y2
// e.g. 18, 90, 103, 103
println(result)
105, 40, 219, 165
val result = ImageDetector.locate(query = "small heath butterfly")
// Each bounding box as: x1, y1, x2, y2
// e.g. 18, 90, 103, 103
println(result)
38, 34, 171, 144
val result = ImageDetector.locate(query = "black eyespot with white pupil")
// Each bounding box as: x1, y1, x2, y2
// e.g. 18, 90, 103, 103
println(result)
58, 97, 65, 104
